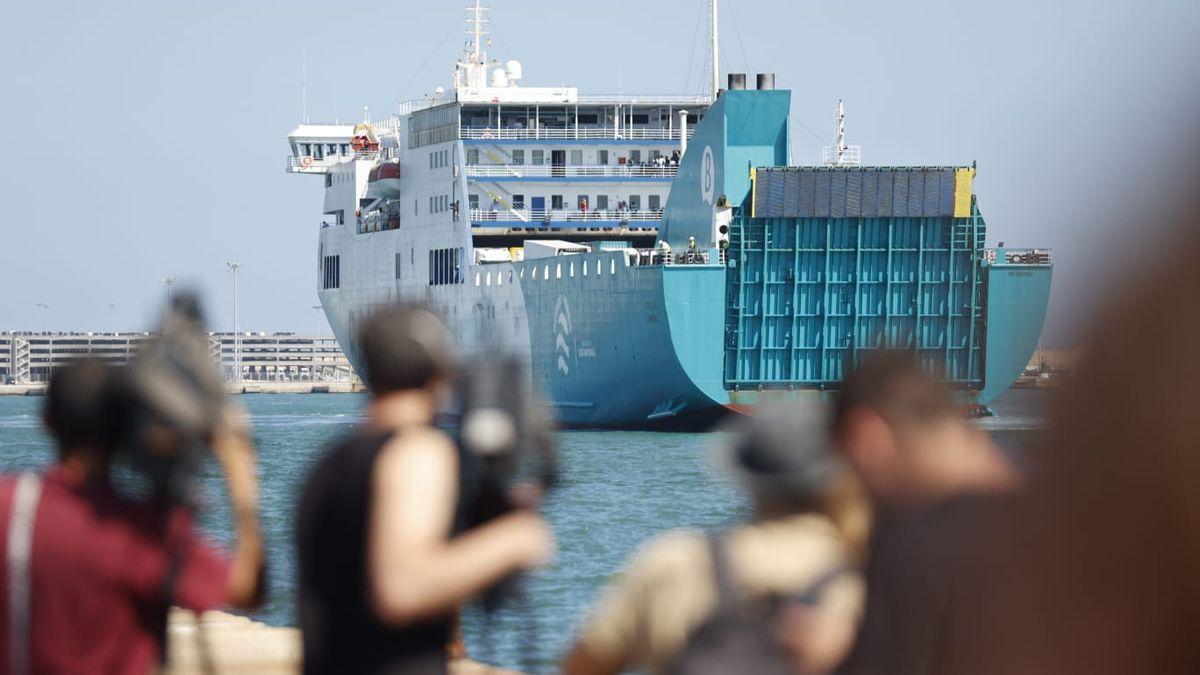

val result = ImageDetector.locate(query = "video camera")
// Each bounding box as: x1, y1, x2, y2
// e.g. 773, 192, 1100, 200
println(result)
112, 292, 230, 506
455, 355, 557, 534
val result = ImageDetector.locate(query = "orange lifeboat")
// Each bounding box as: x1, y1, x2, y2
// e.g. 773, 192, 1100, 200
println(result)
350, 123, 380, 153
367, 161, 402, 198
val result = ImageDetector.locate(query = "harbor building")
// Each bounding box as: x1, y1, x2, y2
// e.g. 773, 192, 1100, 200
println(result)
0, 332, 355, 385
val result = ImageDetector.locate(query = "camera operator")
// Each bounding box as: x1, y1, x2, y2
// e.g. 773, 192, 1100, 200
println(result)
297, 305, 555, 675
0, 358, 265, 674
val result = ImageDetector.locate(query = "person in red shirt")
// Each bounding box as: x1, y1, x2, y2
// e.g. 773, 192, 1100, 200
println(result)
0, 359, 265, 674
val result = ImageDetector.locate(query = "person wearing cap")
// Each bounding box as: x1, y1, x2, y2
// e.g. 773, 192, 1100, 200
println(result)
296, 305, 554, 675
564, 403, 868, 675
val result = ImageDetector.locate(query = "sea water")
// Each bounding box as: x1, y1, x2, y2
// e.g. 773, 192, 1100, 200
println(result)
0, 389, 1047, 671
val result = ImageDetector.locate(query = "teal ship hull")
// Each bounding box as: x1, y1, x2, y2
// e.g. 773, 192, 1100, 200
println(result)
511, 88, 1051, 427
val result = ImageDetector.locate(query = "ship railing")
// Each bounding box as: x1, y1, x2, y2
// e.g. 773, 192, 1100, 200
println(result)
396, 98, 454, 116
461, 126, 695, 141
631, 248, 715, 267
985, 248, 1053, 266
464, 164, 678, 179
574, 94, 714, 106
285, 155, 359, 172
469, 208, 662, 223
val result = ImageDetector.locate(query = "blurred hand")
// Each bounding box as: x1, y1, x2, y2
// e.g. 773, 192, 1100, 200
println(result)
212, 402, 259, 514
500, 510, 556, 569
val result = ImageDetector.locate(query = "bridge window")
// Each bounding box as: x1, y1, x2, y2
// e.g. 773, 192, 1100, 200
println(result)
429, 247, 465, 286
512, 149, 525, 165
341, 143, 349, 155
322, 255, 340, 290
301, 143, 312, 156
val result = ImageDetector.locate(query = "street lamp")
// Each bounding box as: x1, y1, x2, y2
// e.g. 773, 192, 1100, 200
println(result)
163, 276, 177, 308
226, 262, 241, 384
35, 303, 50, 333
107, 304, 117, 334
311, 304, 322, 336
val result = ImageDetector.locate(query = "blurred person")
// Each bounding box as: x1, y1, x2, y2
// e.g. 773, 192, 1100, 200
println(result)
565, 403, 867, 675
973, 220, 1200, 671
0, 359, 265, 674
832, 352, 1018, 675
297, 305, 554, 675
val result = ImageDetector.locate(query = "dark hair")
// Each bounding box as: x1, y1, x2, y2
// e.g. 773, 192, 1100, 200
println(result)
833, 350, 955, 435
356, 305, 454, 395
44, 358, 120, 453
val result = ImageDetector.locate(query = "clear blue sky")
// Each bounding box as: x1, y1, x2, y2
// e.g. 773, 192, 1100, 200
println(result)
2, 0, 1197, 345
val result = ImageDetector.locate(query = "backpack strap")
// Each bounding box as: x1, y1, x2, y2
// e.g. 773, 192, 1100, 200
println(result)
706, 532, 739, 614
7, 473, 43, 675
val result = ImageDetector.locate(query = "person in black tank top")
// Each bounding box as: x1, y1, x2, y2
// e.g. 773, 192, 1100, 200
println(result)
296, 306, 554, 675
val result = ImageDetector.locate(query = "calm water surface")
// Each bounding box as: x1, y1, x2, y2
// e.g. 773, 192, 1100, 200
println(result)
0, 389, 1048, 671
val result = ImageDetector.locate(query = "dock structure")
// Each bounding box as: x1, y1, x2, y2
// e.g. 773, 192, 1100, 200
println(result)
0, 332, 356, 386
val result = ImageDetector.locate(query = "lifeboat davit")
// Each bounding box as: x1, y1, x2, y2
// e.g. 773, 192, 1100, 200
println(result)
367, 162, 402, 199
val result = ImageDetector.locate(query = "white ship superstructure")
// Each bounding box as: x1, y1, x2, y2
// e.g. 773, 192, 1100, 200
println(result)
287, 1, 712, 366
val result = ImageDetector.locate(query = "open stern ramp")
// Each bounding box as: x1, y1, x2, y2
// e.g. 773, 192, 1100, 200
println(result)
724, 166, 993, 394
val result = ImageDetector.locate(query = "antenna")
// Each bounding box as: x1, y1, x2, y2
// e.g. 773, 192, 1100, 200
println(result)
301, 44, 308, 124
456, 0, 491, 90
710, 0, 720, 101
822, 99, 862, 166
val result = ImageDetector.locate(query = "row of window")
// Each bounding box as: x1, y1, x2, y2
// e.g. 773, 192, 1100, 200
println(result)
321, 255, 341, 290
429, 195, 453, 214
429, 248, 464, 286
299, 142, 351, 160
474, 256, 629, 288
465, 148, 672, 167
468, 193, 661, 211
429, 149, 450, 169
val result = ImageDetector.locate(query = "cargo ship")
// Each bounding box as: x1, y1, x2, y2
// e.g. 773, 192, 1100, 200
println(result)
286, 1, 1051, 428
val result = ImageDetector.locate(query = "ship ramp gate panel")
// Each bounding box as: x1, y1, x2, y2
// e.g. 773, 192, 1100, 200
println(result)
724, 166, 987, 390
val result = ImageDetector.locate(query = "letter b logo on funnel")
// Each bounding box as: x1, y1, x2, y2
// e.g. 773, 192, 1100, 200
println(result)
700, 146, 715, 206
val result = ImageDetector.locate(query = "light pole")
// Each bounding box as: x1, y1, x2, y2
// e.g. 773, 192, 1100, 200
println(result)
311, 304, 322, 336
163, 276, 176, 308
107, 304, 117, 334
226, 262, 241, 384
35, 303, 50, 333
